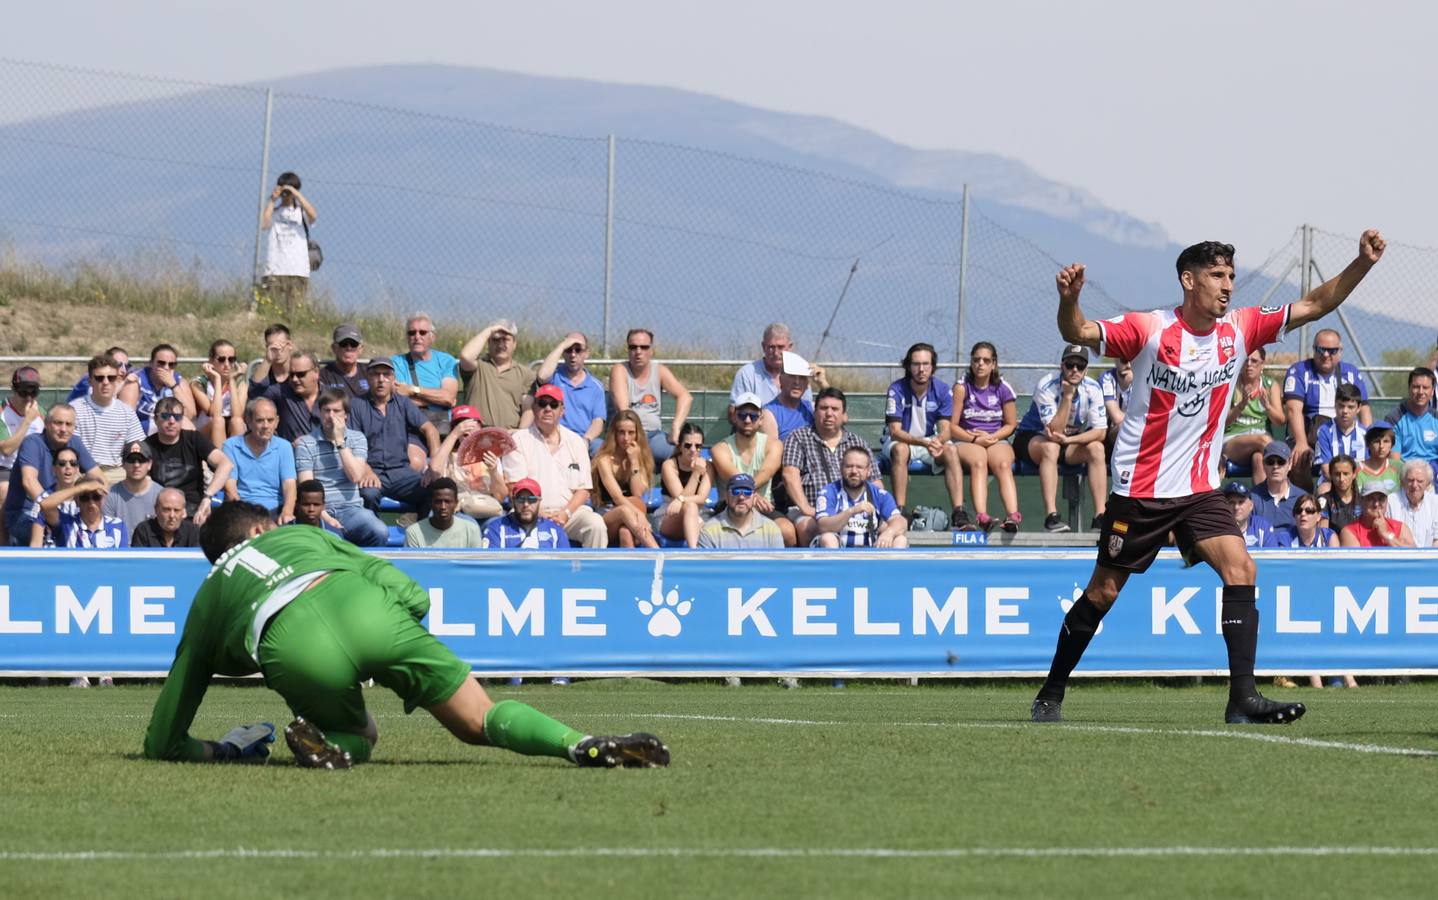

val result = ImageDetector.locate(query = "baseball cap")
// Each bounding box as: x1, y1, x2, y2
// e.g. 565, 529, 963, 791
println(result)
535, 384, 564, 404
781, 351, 811, 377
1221, 481, 1251, 498
512, 477, 542, 499
491, 319, 518, 337
122, 440, 152, 461
726, 473, 757, 493
1262, 441, 1290, 462
733, 391, 763, 410
1060, 343, 1089, 364
365, 357, 396, 372
1365, 422, 1394, 439
333, 323, 363, 344
1356, 471, 1392, 498
11, 365, 40, 389
450, 405, 483, 425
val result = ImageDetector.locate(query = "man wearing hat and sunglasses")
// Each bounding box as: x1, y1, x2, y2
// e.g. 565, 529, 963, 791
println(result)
0, 366, 46, 540
1014, 343, 1109, 533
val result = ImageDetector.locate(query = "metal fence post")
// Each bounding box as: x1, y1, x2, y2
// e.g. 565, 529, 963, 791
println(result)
249, 87, 274, 307
1297, 223, 1313, 350
956, 183, 970, 362
602, 134, 616, 356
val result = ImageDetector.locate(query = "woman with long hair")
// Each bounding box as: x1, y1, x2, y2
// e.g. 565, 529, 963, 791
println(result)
1318, 454, 1362, 532
948, 341, 1021, 532
653, 422, 711, 548
1222, 347, 1285, 479
1282, 496, 1338, 549
194, 339, 247, 440
591, 410, 659, 548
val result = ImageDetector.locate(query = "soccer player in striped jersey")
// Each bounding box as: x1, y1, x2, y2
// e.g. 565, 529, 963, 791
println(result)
1031, 230, 1385, 725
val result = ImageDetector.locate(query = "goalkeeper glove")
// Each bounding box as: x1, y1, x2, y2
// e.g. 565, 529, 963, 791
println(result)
211, 722, 276, 762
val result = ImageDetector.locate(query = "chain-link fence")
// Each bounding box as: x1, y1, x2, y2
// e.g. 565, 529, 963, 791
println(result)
1, 57, 1431, 397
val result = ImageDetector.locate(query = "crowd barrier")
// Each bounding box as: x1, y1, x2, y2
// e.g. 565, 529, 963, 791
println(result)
1, 549, 1435, 677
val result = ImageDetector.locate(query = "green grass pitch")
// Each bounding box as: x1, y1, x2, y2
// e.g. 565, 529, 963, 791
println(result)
3, 679, 1436, 899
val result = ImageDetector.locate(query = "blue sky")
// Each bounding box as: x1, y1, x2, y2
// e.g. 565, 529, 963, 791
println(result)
3, 0, 1433, 257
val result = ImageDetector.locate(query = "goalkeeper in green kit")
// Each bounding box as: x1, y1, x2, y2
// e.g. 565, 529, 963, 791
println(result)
142, 501, 669, 769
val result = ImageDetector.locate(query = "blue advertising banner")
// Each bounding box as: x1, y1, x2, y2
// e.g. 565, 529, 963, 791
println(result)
1, 549, 1436, 676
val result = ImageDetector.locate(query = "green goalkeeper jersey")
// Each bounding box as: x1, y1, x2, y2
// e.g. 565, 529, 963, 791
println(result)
142, 526, 431, 761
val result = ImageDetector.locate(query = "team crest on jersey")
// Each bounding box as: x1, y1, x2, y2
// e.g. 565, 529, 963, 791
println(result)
1107, 535, 1125, 556
1219, 335, 1234, 355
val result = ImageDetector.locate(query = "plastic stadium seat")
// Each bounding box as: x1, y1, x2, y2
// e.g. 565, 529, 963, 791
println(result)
379, 496, 416, 514
876, 455, 930, 476
1224, 459, 1254, 479
643, 486, 664, 512
657, 534, 688, 549
386, 524, 406, 547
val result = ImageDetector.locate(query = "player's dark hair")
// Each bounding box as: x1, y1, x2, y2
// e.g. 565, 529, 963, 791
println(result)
901, 342, 937, 371
1174, 241, 1236, 278
276, 171, 301, 190
296, 479, 325, 497
200, 500, 273, 564
428, 476, 459, 496
965, 341, 1002, 387
1335, 383, 1362, 406
1409, 366, 1436, 387
816, 386, 847, 410
264, 323, 291, 342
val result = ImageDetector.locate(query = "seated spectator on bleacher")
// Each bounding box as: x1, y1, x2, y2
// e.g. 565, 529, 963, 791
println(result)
528, 331, 606, 455
5, 404, 103, 544
429, 406, 508, 519
349, 357, 438, 513
610, 328, 692, 464
1, 366, 45, 539
41, 480, 127, 549
814, 446, 908, 548
1383, 367, 1437, 480
653, 422, 712, 548
483, 477, 571, 549
1222, 347, 1284, 479
1313, 384, 1367, 486
1014, 344, 1108, 533
145, 397, 229, 524
69, 346, 139, 410
73, 354, 146, 483
319, 324, 370, 402
404, 477, 482, 548
222, 398, 296, 523
131, 344, 196, 433
247, 323, 295, 391
1355, 423, 1401, 498
712, 392, 794, 545
506, 384, 607, 548
1387, 459, 1438, 548
1249, 441, 1307, 531
591, 411, 660, 548
760, 352, 814, 443
264, 350, 323, 442
950, 341, 1021, 533
192, 340, 247, 439
880, 342, 964, 526
780, 387, 880, 547
1277, 496, 1338, 548
391, 312, 460, 437
291, 479, 345, 536
1284, 330, 1371, 488
1339, 481, 1415, 547
458, 319, 528, 430
1318, 454, 1363, 532
1222, 481, 1280, 548
25, 446, 86, 547
101, 440, 162, 537
729, 323, 818, 412
698, 473, 784, 549
294, 389, 387, 547
1098, 357, 1133, 461
129, 488, 200, 548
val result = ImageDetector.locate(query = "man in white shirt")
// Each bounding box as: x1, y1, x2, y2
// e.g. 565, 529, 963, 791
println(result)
1387, 459, 1438, 547
73, 354, 145, 484
507, 384, 607, 547
1, 366, 45, 539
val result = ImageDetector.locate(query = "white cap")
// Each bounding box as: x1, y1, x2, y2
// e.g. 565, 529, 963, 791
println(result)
733, 391, 764, 409
781, 351, 811, 377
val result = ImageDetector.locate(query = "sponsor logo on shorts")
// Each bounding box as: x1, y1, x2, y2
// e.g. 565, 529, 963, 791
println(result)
1107, 535, 1125, 556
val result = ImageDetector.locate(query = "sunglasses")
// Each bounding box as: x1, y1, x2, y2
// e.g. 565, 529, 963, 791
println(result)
151, 359, 177, 369
1062, 361, 1087, 372
123, 454, 149, 465
157, 412, 184, 422
15, 388, 38, 398
213, 355, 236, 364
92, 374, 122, 383
534, 398, 560, 409
1295, 507, 1320, 515
407, 329, 431, 337
78, 493, 102, 503
513, 494, 539, 505
565, 345, 586, 354
1263, 457, 1287, 466
681, 442, 704, 450
336, 340, 361, 350
735, 410, 761, 422
729, 488, 754, 497
628, 344, 651, 351
1313, 346, 1341, 356
971, 356, 995, 364
55, 459, 80, 468
291, 368, 316, 377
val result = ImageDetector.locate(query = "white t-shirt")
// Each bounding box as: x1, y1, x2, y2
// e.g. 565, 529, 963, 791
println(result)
1, 402, 44, 468
264, 203, 311, 278
1388, 491, 1438, 548
507, 425, 592, 507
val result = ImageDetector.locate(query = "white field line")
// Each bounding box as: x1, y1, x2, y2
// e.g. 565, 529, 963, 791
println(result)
1, 846, 1436, 863
616, 713, 1438, 758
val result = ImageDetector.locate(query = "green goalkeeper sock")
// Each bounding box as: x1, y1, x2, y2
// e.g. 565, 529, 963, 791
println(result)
325, 730, 373, 764
483, 699, 587, 761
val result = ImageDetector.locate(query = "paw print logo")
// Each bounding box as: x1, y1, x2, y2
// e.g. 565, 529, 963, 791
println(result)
1058, 582, 1103, 635
637, 558, 693, 638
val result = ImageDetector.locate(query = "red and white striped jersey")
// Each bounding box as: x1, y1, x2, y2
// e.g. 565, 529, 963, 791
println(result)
1099, 304, 1290, 499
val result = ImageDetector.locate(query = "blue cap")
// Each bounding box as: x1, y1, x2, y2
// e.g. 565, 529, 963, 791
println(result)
726, 473, 756, 493
1262, 440, 1290, 462
1221, 481, 1251, 497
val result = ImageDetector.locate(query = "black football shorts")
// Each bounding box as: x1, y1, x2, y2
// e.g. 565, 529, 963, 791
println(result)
1096, 490, 1242, 573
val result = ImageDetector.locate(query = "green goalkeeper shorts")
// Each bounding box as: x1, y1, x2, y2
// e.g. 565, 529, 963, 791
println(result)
257, 570, 471, 734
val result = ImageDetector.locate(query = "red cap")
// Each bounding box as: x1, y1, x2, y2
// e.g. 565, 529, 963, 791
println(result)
450, 405, 483, 424
534, 383, 564, 404
511, 477, 542, 499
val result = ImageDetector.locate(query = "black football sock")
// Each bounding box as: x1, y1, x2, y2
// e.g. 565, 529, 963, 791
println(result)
1221, 585, 1259, 701
1036, 594, 1106, 702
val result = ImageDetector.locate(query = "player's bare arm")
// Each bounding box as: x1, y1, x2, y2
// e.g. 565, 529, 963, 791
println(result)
1287, 229, 1386, 331
1055, 263, 1103, 351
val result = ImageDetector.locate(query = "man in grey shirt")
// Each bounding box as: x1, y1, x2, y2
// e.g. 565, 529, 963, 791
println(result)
102, 440, 163, 536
